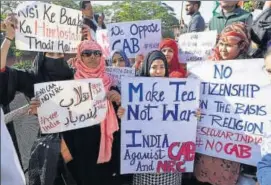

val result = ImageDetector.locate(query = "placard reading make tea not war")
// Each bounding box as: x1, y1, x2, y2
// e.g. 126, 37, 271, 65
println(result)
188, 59, 271, 166
34, 79, 107, 134
108, 20, 161, 58
15, 1, 82, 53
178, 31, 217, 63
106, 67, 135, 91
121, 77, 200, 174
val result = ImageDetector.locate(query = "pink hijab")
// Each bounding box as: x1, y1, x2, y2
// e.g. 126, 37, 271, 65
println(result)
74, 40, 119, 163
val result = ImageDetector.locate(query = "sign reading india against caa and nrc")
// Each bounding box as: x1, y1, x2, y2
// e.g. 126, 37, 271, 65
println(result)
34, 79, 107, 134
121, 77, 200, 174
188, 59, 271, 166
15, 1, 82, 53
108, 20, 162, 58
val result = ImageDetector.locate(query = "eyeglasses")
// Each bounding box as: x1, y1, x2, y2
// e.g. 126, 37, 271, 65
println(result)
81, 50, 102, 57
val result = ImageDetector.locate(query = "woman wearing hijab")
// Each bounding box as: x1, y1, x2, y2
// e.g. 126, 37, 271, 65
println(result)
59, 40, 122, 185
194, 22, 254, 185
117, 50, 182, 185
110, 49, 131, 67
159, 38, 186, 78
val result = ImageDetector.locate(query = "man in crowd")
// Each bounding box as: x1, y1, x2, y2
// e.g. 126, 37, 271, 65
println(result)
209, 1, 252, 34
181, 1, 205, 33
80, 1, 98, 40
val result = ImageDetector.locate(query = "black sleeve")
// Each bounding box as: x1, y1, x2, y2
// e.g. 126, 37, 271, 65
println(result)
0, 67, 36, 106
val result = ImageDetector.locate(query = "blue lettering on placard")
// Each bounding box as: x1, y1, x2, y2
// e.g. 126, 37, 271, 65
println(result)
127, 104, 158, 120
199, 99, 208, 110
136, 161, 154, 172
130, 23, 160, 39
129, 83, 143, 102
145, 82, 165, 102
169, 81, 187, 102
201, 82, 260, 98
214, 64, 232, 79
110, 25, 124, 36
112, 38, 140, 54
126, 130, 142, 147
234, 103, 267, 116
214, 101, 231, 113
143, 134, 169, 148
162, 104, 194, 121
209, 114, 264, 134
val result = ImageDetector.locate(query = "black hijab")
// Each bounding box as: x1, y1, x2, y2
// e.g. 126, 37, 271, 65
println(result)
140, 50, 169, 77
32, 52, 74, 83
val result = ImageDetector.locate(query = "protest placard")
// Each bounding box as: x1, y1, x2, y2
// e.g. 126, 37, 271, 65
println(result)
107, 20, 161, 58
188, 59, 271, 166
96, 29, 110, 59
178, 31, 217, 63
15, 1, 82, 53
106, 67, 135, 90
34, 79, 107, 134
120, 77, 200, 174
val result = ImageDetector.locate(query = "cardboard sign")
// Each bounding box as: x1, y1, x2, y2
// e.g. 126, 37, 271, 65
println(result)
34, 79, 107, 134
96, 29, 110, 59
15, 1, 82, 53
178, 31, 217, 63
121, 77, 200, 174
106, 67, 135, 90
108, 20, 161, 58
188, 59, 271, 166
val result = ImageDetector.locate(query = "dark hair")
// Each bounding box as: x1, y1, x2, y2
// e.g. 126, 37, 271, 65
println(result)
83, 18, 97, 32
80, 1, 91, 10
188, 1, 201, 9
265, 47, 271, 59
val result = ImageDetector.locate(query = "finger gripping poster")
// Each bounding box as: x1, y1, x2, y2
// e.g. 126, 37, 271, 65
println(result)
15, 1, 82, 53
121, 77, 200, 174
34, 79, 107, 134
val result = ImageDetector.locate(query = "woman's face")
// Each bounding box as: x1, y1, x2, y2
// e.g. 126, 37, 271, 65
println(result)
149, 59, 166, 77
161, 47, 174, 64
265, 55, 271, 79
112, 53, 126, 67
45, 52, 64, 59
81, 50, 102, 69
218, 40, 242, 60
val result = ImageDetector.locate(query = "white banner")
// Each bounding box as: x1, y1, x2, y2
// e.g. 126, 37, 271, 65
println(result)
121, 77, 200, 174
178, 31, 217, 62
34, 79, 107, 134
108, 20, 161, 58
188, 59, 271, 166
15, 1, 82, 53
106, 67, 135, 91
97, 29, 110, 59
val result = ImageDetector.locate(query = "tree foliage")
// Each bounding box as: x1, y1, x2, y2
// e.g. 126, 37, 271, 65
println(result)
93, 0, 178, 39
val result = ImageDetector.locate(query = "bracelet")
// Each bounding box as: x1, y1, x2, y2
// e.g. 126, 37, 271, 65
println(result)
5, 37, 13, 41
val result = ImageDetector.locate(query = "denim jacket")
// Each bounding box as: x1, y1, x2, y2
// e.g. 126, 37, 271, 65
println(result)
257, 154, 271, 185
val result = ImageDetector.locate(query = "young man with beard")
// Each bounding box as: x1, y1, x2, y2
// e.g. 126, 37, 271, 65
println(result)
181, 1, 205, 33
209, 1, 252, 34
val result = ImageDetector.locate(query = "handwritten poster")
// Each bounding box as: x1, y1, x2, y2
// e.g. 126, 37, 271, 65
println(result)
108, 20, 161, 58
188, 59, 271, 166
178, 31, 217, 63
106, 67, 135, 90
121, 77, 200, 174
34, 79, 107, 134
96, 29, 110, 59
16, 1, 82, 53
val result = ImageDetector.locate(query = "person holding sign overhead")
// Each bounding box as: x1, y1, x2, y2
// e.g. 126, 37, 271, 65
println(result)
194, 22, 256, 185
159, 38, 187, 78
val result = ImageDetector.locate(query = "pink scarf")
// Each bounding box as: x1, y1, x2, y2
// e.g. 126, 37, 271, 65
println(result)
74, 40, 119, 163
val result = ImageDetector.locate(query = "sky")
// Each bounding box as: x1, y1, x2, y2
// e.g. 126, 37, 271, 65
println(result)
91, 1, 219, 23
